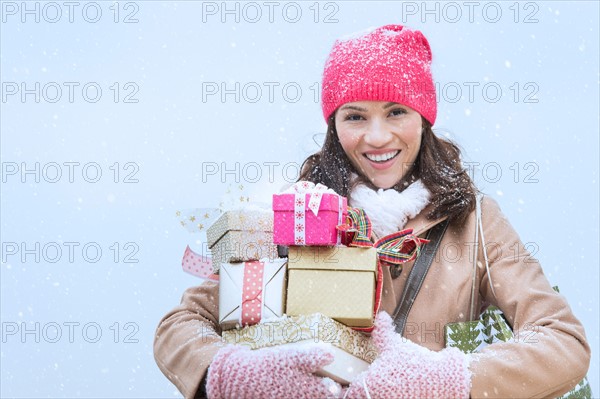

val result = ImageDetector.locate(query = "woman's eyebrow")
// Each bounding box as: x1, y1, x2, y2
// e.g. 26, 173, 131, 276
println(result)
383, 102, 399, 109
339, 105, 368, 112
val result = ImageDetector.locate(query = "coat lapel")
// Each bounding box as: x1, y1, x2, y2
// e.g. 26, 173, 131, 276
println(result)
403, 204, 448, 237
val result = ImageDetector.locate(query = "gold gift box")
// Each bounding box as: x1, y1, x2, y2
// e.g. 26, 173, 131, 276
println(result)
286, 246, 377, 328
207, 209, 277, 273
222, 313, 378, 384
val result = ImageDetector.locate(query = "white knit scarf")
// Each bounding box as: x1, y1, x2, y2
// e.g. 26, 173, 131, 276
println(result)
349, 179, 431, 238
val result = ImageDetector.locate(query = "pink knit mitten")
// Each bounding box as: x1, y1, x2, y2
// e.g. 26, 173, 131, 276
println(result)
206, 344, 343, 399
345, 312, 471, 399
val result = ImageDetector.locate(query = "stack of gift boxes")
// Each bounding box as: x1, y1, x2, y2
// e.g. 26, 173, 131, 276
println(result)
207, 182, 420, 384
206, 208, 283, 330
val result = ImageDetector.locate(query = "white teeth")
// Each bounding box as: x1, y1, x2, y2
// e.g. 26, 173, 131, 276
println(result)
365, 151, 399, 162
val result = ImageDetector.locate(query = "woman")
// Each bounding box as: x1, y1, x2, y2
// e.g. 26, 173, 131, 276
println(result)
154, 25, 590, 399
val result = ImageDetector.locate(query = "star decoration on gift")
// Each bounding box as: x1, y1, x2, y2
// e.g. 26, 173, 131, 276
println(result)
295, 198, 305, 207
295, 237, 305, 244
295, 211, 304, 219
197, 223, 204, 230
295, 224, 304, 232
189, 216, 196, 222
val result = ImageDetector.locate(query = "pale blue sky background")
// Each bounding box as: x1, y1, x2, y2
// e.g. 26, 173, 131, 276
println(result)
1, 1, 599, 397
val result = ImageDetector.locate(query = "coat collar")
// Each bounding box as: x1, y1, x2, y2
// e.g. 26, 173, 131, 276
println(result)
403, 204, 448, 237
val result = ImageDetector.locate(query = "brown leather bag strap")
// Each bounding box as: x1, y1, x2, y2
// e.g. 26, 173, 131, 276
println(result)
392, 219, 450, 335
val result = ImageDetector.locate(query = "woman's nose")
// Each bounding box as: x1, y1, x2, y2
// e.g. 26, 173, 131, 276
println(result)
363, 120, 392, 147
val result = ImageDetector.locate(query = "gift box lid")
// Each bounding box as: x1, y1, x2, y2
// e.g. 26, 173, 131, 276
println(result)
206, 209, 274, 247
221, 312, 378, 363
272, 193, 347, 212
287, 246, 377, 272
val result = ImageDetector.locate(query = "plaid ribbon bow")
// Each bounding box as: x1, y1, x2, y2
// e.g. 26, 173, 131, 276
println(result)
337, 207, 429, 263
336, 207, 373, 247
374, 229, 430, 265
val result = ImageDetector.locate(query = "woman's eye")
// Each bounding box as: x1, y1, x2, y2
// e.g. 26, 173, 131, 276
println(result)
345, 114, 364, 121
389, 108, 407, 117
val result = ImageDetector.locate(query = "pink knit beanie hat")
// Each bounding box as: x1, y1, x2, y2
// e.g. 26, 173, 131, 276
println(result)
321, 24, 437, 125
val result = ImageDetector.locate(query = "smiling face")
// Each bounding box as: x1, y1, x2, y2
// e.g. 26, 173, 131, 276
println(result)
334, 100, 423, 189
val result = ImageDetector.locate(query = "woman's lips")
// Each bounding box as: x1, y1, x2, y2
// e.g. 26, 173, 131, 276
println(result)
363, 150, 400, 170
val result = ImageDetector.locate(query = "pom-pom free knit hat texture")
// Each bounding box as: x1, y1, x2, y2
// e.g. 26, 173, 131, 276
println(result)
321, 24, 437, 125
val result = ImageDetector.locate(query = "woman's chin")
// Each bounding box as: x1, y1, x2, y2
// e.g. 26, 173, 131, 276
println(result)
355, 166, 405, 189
369, 175, 400, 190
360, 162, 407, 190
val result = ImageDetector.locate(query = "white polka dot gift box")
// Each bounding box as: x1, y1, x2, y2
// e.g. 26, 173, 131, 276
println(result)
218, 258, 287, 331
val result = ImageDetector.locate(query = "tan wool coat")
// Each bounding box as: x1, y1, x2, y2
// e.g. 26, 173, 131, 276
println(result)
154, 195, 590, 398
